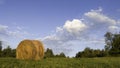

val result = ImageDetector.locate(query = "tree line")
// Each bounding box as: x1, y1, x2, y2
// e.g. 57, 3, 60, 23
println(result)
0, 41, 16, 57
76, 32, 120, 58
0, 32, 120, 58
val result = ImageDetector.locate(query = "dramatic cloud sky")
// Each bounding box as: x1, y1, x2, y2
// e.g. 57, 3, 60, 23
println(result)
0, 0, 120, 57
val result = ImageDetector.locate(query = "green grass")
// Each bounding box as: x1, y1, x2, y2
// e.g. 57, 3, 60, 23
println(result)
0, 57, 120, 68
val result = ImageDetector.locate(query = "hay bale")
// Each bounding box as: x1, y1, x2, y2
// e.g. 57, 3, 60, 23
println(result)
16, 39, 44, 60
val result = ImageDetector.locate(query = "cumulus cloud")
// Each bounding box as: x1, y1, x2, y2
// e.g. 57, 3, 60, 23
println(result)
84, 8, 116, 25
84, 8, 119, 36
42, 8, 120, 57
63, 19, 87, 35
58, 19, 88, 40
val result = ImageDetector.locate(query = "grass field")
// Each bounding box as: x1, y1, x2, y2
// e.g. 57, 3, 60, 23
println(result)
0, 57, 120, 68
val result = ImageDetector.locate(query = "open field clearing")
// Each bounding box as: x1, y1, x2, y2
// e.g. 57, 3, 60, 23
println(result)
0, 57, 120, 68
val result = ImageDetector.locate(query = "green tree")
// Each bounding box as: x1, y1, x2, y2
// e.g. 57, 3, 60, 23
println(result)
55, 52, 66, 58
0, 41, 2, 57
75, 47, 106, 58
44, 48, 54, 58
83, 47, 94, 57
76, 47, 95, 58
75, 51, 82, 58
11, 49, 16, 57
109, 34, 120, 56
99, 49, 106, 57
0, 41, 2, 51
59, 52, 66, 57
93, 49, 101, 57
105, 32, 120, 56
2, 46, 12, 57
104, 32, 113, 51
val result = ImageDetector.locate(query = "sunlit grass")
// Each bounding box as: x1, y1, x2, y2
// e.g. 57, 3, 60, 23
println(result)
0, 57, 120, 68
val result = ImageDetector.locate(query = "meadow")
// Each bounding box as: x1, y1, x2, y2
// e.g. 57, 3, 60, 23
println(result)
0, 57, 120, 68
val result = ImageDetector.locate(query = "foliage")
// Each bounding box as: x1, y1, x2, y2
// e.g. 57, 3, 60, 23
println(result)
0, 57, 120, 68
11, 49, 16, 57
1, 46, 16, 57
55, 52, 66, 58
2, 46, 12, 57
44, 48, 66, 58
105, 32, 120, 56
59, 52, 66, 57
76, 32, 120, 58
44, 48, 54, 58
0, 41, 2, 51
0, 42, 16, 57
75, 47, 106, 58
0, 41, 2, 57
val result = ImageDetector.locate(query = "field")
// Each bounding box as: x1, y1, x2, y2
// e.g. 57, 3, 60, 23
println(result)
0, 57, 120, 68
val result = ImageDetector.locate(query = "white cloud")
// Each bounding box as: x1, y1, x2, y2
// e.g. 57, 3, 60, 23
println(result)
84, 8, 116, 25
0, 24, 8, 32
0, 24, 31, 39
63, 19, 87, 35
56, 19, 88, 41
84, 8, 119, 35
108, 26, 120, 32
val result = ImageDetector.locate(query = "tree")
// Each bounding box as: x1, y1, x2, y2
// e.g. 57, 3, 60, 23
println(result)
0, 41, 2, 57
104, 32, 113, 51
75, 47, 107, 58
75, 51, 82, 58
83, 47, 94, 58
0, 41, 2, 51
2, 46, 12, 57
44, 48, 54, 58
0, 44, 16, 57
93, 49, 101, 57
104, 32, 120, 56
11, 49, 16, 57
54, 52, 66, 58
99, 49, 106, 57
76, 47, 95, 58
109, 34, 120, 56
59, 52, 66, 57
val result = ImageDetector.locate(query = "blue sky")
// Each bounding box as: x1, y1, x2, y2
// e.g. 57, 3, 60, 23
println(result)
0, 0, 120, 57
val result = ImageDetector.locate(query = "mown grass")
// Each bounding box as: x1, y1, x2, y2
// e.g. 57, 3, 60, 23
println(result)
0, 57, 120, 68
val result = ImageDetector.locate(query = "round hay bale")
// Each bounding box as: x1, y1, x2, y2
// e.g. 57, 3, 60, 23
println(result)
16, 39, 44, 60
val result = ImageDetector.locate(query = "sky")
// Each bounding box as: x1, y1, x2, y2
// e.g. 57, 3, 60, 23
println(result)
0, 0, 120, 57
